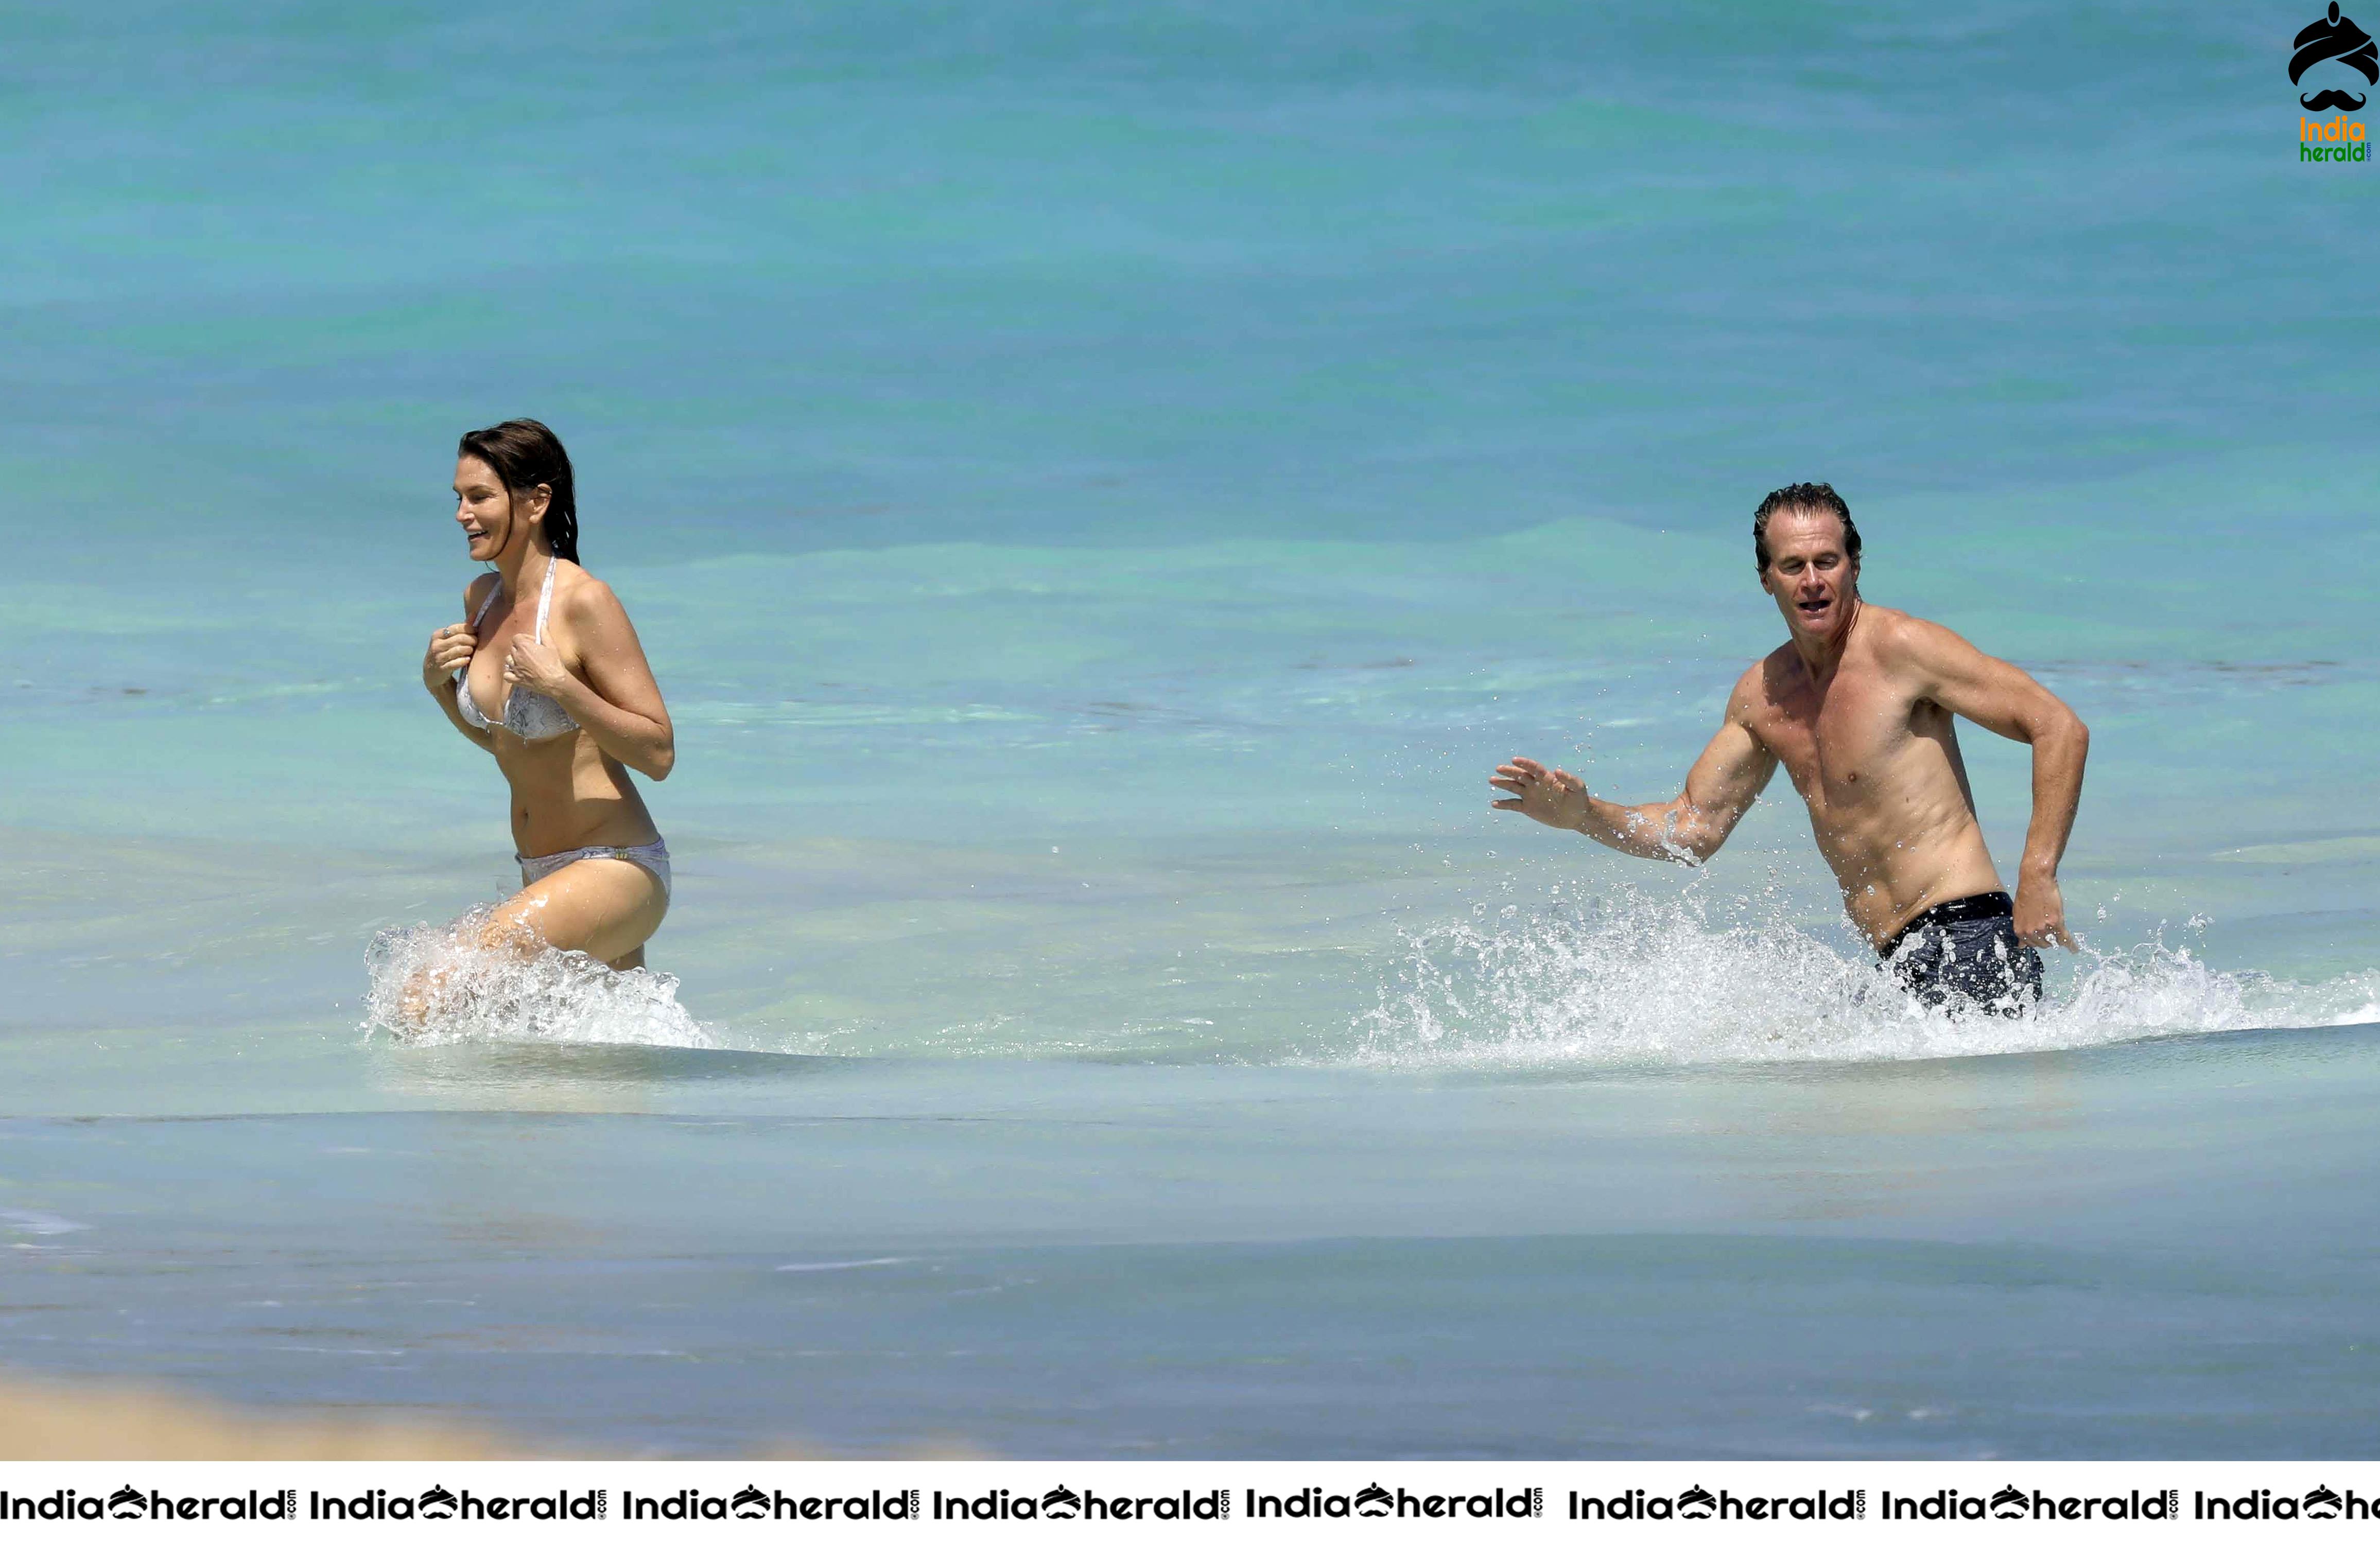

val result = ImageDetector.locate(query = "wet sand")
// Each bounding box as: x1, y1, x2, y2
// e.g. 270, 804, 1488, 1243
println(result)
0, 1371, 521, 1459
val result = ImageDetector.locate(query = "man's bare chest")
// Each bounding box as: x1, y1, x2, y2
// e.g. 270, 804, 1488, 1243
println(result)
1750, 675, 1916, 806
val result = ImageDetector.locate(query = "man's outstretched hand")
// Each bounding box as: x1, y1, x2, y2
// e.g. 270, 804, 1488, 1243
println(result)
2013, 873, 2077, 951
1490, 756, 1589, 830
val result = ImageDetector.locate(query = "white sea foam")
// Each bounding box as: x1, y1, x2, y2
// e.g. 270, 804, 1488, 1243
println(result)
359, 889, 2376, 1067
1348, 884, 2380, 1069
774, 1257, 913, 1273
0, 1209, 92, 1236
362, 905, 711, 1049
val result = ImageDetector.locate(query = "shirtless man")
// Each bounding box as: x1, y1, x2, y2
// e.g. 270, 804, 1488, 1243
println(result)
1490, 483, 2088, 1011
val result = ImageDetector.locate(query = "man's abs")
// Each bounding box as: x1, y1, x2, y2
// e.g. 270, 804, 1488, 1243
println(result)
1810, 798, 2005, 948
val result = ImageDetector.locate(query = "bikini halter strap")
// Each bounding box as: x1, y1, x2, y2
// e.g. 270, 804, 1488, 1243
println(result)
469, 562, 559, 639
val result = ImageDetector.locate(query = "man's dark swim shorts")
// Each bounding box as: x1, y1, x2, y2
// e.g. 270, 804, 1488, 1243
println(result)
1881, 891, 2043, 1014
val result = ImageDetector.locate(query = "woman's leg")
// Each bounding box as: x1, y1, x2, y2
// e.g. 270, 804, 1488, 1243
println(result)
478, 856, 669, 966
395, 858, 667, 1032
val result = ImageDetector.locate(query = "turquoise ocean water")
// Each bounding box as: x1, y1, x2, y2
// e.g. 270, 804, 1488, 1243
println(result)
4, 0, 2378, 1454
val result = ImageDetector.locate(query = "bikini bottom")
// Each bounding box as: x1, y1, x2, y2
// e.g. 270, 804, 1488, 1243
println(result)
516, 838, 671, 899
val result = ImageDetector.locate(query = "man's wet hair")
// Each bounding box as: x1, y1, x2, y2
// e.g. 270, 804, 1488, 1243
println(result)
1753, 482, 1861, 573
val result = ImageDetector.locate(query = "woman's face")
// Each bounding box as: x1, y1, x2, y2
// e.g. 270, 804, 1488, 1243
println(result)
453, 455, 547, 562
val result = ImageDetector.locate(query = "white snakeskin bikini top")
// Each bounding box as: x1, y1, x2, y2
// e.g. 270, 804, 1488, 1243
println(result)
455, 561, 579, 742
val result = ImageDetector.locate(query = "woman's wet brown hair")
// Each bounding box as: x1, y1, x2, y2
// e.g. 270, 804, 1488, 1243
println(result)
458, 419, 579, 564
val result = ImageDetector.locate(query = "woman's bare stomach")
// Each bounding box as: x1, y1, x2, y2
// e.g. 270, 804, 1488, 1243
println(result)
495, 739, 662, 857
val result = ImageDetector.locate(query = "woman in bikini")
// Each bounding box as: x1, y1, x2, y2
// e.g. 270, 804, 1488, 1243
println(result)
419, 419, 675, 975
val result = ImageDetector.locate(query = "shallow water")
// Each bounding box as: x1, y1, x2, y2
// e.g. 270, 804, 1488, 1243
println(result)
4, 0, 2377, 1456
10, 1033, 2380, 1457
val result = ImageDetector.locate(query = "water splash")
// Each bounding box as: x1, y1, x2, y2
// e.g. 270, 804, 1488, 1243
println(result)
362, 906, 711, 1049
1348, 884, 2380, 1068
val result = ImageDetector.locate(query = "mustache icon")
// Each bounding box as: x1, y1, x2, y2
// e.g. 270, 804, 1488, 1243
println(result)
2302, 86, 2369, 108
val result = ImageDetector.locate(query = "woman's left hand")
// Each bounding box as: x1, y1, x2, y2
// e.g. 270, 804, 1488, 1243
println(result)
503, 635, 572, 698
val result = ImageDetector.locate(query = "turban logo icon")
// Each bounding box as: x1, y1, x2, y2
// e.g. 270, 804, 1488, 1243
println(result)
2291, 3, 2377, 110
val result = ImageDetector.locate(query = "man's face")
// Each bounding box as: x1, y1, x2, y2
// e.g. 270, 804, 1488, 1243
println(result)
1760, 507, 1860, 645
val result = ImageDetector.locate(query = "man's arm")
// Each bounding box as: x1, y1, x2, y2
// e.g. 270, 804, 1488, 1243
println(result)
1894, 616, 2089, 948
1492, 687, 1777, 864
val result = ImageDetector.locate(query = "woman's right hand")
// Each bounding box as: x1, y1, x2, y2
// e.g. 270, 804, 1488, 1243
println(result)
423, 623, 477, 695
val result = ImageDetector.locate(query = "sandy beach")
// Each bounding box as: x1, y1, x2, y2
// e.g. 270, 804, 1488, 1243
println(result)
0, 1371, 519, 1460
